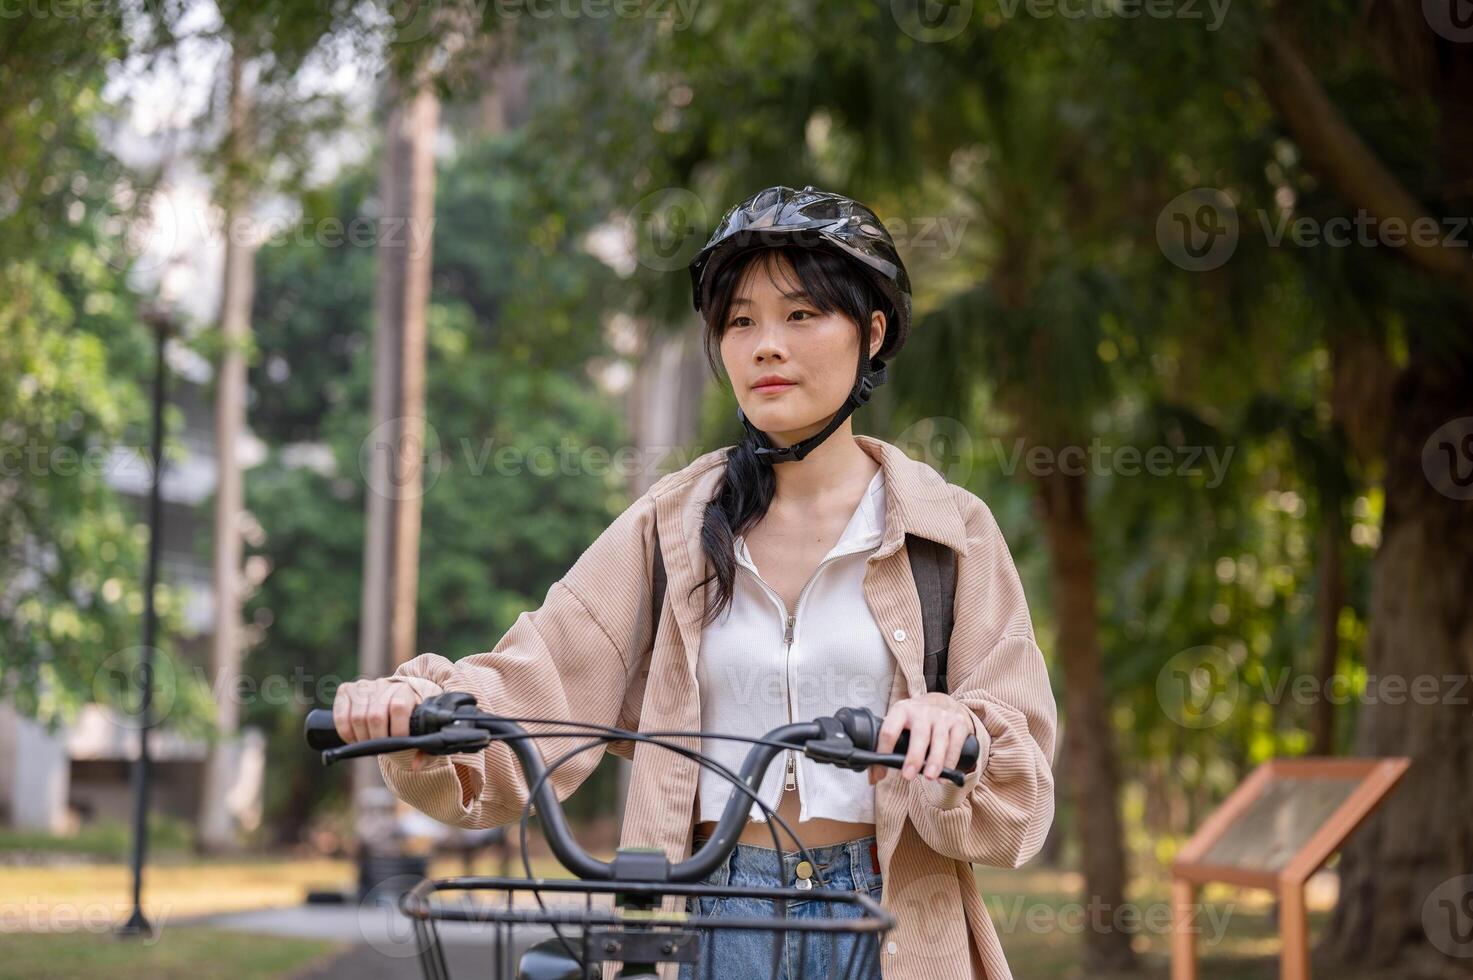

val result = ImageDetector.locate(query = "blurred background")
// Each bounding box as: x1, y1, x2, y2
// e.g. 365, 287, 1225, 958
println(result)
1, 1, 1470, 978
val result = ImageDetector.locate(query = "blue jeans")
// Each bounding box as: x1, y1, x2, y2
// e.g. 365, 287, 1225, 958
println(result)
678, 834, 885, 980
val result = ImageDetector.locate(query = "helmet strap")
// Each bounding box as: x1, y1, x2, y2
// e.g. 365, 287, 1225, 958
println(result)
737, 344, 888, 465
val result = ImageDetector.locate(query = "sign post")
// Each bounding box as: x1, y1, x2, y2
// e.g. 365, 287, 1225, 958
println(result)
1170, 757, 1409, 980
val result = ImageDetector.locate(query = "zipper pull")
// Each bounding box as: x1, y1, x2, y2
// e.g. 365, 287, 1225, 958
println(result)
784, 614, 795, 646
784, 754, 797, 792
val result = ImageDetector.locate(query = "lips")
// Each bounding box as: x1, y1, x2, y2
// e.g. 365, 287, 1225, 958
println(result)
752, 376, 797, 393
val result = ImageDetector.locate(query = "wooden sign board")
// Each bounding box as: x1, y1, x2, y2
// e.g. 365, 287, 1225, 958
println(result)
1170, 757, 1409, 980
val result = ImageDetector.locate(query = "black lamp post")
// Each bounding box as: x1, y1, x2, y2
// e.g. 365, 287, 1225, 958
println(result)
117, 306, 170, 939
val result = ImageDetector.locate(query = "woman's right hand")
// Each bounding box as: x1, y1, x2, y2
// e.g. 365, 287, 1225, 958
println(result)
332, 675, 444, 771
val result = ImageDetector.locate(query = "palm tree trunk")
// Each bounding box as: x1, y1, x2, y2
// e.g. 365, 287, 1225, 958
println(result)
198, 38, 255, 853
354, 66, 441, 841
1034, 464, 1137, 969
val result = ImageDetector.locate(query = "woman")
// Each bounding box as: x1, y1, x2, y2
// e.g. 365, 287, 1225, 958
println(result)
334, 186, 1057, 980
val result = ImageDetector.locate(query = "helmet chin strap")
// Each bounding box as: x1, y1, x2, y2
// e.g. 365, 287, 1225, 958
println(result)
738, 347, 888, 465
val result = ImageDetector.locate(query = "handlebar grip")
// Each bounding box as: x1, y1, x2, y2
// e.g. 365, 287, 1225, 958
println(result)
304, 709, 346, 751
891, 728, 981, 774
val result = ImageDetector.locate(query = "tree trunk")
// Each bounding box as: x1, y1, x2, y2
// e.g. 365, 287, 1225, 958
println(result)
1033, 465, 1137, 969
354, 66, 441, 844
1310, 517, 1342, 757
198, 39, 256, 853
1324, 348, 1473, 973
614, 319, 710, 814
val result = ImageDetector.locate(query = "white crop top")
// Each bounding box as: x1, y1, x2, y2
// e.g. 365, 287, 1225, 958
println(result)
695, 467, 895, 825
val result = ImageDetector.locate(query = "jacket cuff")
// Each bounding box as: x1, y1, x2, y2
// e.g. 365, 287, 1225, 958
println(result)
918, 706, 991, 810
378, 751, 478, 819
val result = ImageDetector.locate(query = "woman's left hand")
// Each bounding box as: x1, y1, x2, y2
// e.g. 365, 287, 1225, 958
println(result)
868, 692, 977, 785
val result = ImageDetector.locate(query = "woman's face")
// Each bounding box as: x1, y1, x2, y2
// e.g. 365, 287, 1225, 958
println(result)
719, 251, 886, 446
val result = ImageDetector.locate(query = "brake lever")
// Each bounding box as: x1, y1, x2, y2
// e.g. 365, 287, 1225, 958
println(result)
804, 716, 971, 787
320, 724, 492, 766
851, 748, 969, 787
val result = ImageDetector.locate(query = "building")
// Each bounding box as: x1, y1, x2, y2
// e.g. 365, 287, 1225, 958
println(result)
0, 341, 266, 838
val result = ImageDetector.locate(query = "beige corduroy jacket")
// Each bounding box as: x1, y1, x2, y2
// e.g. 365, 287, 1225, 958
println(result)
379, 434, 1057, 980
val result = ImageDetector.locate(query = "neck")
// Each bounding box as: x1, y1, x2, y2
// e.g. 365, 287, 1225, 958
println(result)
764, 419, 877, 503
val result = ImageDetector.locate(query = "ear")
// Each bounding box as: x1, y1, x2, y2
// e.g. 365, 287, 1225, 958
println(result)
868, 310, 887, 361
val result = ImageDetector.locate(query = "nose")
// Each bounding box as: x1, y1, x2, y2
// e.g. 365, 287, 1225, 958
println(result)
751, 320, 788, 362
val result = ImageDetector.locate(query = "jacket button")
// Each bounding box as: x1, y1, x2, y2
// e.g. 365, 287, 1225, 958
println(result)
892, 628, 907, 642
886, 940, 898, 955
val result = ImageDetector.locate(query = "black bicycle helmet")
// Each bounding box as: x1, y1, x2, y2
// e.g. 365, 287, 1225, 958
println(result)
688, 184, 912, 464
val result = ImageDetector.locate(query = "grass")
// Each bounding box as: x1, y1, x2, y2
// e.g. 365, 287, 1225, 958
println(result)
0, 928, 341, 980
973, 865, 1363, 979
0, 842, 1386, 980
0, 856, 358, 925
0, 815, 194, 862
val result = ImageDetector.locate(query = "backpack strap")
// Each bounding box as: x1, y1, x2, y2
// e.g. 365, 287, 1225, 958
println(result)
652, 525, 667, 636
906, 533, 958, 694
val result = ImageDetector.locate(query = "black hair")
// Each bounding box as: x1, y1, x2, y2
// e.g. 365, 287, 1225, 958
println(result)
689, 243, 895, 627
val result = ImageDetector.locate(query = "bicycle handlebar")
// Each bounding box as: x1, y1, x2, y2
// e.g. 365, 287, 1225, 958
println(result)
304, 692, 979, 883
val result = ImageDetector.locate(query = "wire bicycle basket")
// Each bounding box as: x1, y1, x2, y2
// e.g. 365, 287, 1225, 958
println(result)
400, 874, 893, 980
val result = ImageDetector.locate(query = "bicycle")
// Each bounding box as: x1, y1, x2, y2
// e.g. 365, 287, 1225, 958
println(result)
305, 691, 979, 980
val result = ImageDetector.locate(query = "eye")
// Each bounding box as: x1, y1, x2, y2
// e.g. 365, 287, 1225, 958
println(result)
789, 309, 816, 321
728, 315, 752, 328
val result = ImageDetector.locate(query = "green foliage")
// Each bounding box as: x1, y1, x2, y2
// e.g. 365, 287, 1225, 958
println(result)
0, 102, 188, 720
242, 131, 629, 834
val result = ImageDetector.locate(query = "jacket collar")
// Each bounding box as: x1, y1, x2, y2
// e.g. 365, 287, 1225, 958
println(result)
853, 434, 970, 559
652, 433, 971, 712
655, 433, 970, 594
